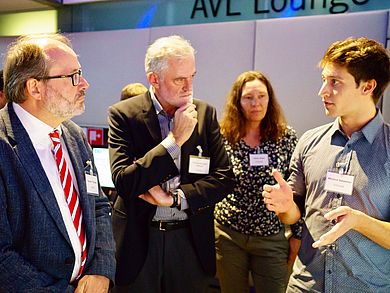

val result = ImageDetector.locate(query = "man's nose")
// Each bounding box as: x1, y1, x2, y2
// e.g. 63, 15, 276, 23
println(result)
79, 76, 90, 90
183, 78, 193, 91
318, 82, 328, 98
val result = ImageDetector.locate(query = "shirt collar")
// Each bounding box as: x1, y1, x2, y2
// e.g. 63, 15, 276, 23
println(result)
360, 109, 383, 144
149, 86, 170, 118
330, 109, 383, 145
13, 102, 62, 148
149, 86, 162, 114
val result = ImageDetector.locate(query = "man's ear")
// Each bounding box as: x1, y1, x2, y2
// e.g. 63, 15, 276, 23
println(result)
147, 72, 159, 90
25, 78, 43, 100
361, 79, 376, 96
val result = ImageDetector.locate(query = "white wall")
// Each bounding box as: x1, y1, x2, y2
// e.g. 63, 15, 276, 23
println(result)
383, 21, 390, 123
1, 10, 389, 135
69, 28, 151, 127
254, 11, 389, 133
0, 36, 15, 62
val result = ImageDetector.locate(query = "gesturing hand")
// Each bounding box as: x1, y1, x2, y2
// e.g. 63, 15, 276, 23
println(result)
312, 206, 360, 248
262, 169, 294, 214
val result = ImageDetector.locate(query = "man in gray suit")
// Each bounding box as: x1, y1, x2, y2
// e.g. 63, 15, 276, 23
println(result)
0, 33, 115, 292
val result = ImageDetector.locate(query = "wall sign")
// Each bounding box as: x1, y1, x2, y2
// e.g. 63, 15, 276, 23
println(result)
55, 0, 389, 32
191, 0, 370, 19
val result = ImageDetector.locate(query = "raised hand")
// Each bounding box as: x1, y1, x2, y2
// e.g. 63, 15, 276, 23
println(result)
262, 169, 294, 214
171, 102, 197, 146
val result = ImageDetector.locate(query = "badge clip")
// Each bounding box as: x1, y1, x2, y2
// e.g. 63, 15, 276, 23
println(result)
196, 145, 203, 157
86, 160, 94, 175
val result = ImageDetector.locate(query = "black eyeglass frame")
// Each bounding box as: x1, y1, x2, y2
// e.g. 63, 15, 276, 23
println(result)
39, 69, 82, 86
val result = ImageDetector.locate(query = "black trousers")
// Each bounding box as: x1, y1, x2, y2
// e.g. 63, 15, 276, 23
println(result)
112, 225, 211, 293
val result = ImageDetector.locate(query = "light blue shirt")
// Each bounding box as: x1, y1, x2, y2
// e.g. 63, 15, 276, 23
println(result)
288, 110, 390, 293
149, 89, 188, 220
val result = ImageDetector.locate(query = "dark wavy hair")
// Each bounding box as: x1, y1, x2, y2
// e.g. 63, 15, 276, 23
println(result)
220, 71, 287, 145
319, 37, 390, 104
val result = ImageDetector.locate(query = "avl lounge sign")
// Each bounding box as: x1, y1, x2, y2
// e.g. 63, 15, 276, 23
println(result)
191, 0, 370, 19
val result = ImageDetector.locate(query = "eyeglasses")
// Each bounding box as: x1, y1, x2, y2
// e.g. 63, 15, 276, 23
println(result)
39, 69, 82, 86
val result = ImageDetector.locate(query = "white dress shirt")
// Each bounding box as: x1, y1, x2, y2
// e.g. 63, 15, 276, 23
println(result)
13, 103, 82, 282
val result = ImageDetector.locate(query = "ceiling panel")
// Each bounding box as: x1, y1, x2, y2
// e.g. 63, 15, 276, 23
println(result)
0, 0, 111, 13
0, 0, 54, 13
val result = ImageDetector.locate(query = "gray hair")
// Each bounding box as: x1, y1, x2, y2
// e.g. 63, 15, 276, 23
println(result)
144, 35, 195, 75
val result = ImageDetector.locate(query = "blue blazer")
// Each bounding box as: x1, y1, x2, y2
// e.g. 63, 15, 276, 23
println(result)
0, 103, 116, 292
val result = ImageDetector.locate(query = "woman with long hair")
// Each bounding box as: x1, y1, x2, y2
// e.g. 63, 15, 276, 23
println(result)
215, 71, 301, 293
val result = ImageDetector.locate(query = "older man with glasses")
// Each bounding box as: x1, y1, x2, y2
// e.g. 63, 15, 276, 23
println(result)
0, 33, 115, 292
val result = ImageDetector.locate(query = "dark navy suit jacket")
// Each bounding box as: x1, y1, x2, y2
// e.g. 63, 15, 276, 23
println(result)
0, 103, 116, 292
108, 93, 235, 285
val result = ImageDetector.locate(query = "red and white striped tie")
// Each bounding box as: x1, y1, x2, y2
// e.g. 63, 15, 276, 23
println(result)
49, 129, 87, 279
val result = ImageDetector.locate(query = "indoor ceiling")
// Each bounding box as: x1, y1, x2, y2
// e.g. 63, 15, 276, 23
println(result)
0, 0, 57, 13
0, 0, 108, 13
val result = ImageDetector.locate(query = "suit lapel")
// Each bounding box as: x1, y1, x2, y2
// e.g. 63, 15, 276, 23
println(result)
142, 92, 162, 144
4, 104, 71, 244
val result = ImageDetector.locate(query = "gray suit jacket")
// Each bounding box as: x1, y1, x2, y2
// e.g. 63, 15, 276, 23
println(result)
0, 103, 116, 292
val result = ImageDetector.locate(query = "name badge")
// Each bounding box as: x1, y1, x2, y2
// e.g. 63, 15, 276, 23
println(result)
249, 154, 269, 166
324, 171, 354, 195
85, 173, 99, 195
189, 155, 210, 174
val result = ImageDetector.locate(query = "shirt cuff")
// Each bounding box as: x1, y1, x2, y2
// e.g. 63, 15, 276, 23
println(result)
161, 133, 180, 160
176, 188, 188, 210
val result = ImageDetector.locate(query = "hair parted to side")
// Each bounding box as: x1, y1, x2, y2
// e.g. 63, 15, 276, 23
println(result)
144, 35, 195, 75
319, 37, 390, 104
220, 70, 287, 146
3, 33, 72, 104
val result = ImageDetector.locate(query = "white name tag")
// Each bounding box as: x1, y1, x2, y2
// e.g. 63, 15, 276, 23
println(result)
249, 154, 269, 166
85, 173, 99, 195
189, 155, 210, 174
324, 171, 354, 195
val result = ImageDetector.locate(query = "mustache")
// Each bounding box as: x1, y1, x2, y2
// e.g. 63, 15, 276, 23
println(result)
78, 90, 86, 97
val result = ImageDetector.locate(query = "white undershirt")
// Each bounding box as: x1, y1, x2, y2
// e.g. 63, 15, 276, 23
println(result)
13, 103, 82, 282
